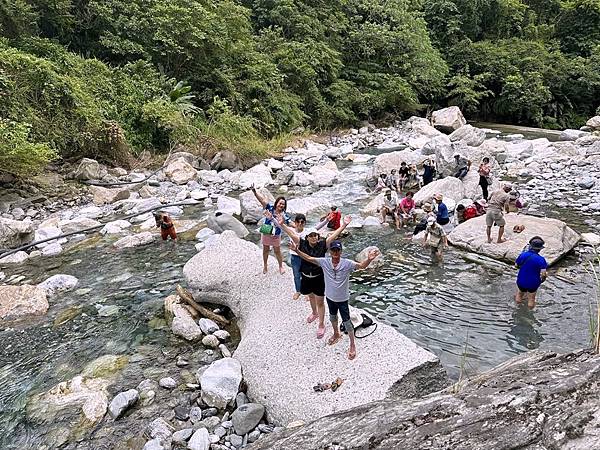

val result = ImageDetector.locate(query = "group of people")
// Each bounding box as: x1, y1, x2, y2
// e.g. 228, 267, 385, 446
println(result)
251, 186, 380, 361
375, 160, 437, 194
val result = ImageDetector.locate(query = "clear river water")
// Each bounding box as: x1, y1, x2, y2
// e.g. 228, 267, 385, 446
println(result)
0, 125, 597, 448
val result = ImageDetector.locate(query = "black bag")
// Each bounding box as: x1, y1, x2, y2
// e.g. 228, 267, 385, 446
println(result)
340, 313, 378, 338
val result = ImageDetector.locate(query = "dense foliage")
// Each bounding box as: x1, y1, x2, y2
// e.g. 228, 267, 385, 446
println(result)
1, 0, 599, 175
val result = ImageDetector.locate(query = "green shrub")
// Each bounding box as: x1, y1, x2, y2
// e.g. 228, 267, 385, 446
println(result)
0, 119, 56, 176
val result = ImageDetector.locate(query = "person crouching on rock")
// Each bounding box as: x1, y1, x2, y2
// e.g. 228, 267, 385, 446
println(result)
252, 186, 289, 274
515, 236, 548, 309
154, 212, 177, 243
290, 239, 380, 360
278, 216, 352, 339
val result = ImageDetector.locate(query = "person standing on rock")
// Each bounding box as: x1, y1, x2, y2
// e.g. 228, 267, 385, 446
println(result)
454, 154, 471, 180
515, 236, 548, 309
486, 183, 512, 244
433, 193, 450, 226
422, 159, 436, 186
154, 212, 177, 243
290, 239, 380, 360
478, 157, 492, 200
278, 216, 352, 339
423, 216, 448, 261
252, 187, 289, 274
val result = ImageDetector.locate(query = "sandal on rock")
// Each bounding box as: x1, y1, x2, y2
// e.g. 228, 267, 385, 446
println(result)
313, 383, 331, 392
331, 378, 344, 392
317, 326, 325, 339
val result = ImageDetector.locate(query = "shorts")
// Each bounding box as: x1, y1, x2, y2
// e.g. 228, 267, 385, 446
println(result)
382, 207, 397, 218
326, 298, 351, 323
160, 226, 177, 240
301, 273, 325, 296
437, 217, 450, 226
486, 210, 505, 227
261, 234, 281, 247
517, 283, 539, 293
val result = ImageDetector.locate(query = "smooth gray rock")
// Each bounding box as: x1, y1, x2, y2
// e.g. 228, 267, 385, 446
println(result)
578, 177, 596, 189
235, 392, 248, 408
232, 403, 265, 435
108, 389, 139, 419
198, 318, 219, 334
198, 358, 242, 409
159, 377, 177, 390
0, 218, 34, 248
143, 438, 167, 450
431, 106, 466, 132
172, 428, 193, 444
251, 350, 600, 450
37, 274, 79, 298
229, 434, 243, 448
202, 334, 220, 349
188, 428, 210, 450
206, 212, 249, 238
147, 417, 173, 442
248, 430, 261, 443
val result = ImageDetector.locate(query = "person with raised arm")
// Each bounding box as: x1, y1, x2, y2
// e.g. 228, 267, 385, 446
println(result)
252, 186, 289, 274
290, 239, 380, 360
276, 214, 352, 339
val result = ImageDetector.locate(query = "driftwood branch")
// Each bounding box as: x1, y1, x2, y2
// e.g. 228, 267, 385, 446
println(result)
176, 285, 229, 326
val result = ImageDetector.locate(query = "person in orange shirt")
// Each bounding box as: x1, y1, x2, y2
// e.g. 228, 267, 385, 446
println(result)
154, 212, 177, 242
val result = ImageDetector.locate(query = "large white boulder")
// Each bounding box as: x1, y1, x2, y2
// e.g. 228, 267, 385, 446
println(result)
448, 214, 580, 265
449, 124, 486, 147
0, 284, 48, 319
405, 116, 442, 137
113, 232, 154, 249
38, 274, 79, 298
309, 165, 338, 187
362, 194, 384, 216
216, 196, 241, 216
183, 232, 444, 424
90, 186, 130, 205
422, 134, 452, 156
165, 158, 198, 185
286, 196, 331, 216
34, 226, 62, 248
239, 164, 273, 190
206, 212, 249, 238
0, 218, 34, 248
42, 242, 63, 256
73, 158, 101, 180
585, 116, 600, 130
559, 129, 589, 141
371, 150, 428, 177
290, 170, 313, 186
0, 251, 29, 264
239, 188, 275, 224
108, 389, 139, 419
461, 169, 501, 200
413, 177, 465, 205
431, 106, 466, 133
199, 357, 243, 409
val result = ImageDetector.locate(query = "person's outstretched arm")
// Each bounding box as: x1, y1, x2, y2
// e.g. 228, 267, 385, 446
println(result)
251, 186, 268, 208
326, 215, 352, 247
272, 213, 300, 245
355, 248, 380, 270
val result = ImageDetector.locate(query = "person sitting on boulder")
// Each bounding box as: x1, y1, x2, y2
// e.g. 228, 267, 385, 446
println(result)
398, 191, 417, 227
454, 204, 467, 225
474, 199, 487, 216
380, 188, 400, 229
433, 193, 450, 226
515, 236, 548, 309
408, 164, 420, 188
464, 203, 479, 221
386, 169, 399, 192
423, 216, 448, 261
454, 153, 471, 180
374, 173, 387, 193
278, 217, 352, 340
252, 187, 290, 274
154, 212, 177, 242
486, 183, 512, 244
398, 162, 410, 190
290, 239, 380, 360
320, 206, 342, 231
422, 159, 436, 185
508, 190, 523, 213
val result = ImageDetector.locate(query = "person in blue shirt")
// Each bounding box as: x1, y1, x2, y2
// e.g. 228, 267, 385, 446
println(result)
433, 193, 449, 225
252, 186, 290, 275
515, 236, 548, 309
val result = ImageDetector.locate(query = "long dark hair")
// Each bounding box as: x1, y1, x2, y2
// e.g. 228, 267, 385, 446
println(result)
274, 196, 287, 211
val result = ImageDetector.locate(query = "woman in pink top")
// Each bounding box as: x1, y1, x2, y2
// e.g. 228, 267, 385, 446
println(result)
398, 191, 417, 227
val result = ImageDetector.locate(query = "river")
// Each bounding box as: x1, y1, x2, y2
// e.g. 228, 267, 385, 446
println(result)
0, 124, 597, 448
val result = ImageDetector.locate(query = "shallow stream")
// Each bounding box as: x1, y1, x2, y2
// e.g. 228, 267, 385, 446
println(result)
1, 124, 598, 448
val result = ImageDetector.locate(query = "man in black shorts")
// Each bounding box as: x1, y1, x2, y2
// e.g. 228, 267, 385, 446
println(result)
278, 215, 351, 339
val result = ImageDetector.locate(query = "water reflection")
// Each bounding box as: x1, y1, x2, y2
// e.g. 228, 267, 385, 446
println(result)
506, 305, 544, 351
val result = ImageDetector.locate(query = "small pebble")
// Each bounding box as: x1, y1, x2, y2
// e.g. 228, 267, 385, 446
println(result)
159, 377, 177, 390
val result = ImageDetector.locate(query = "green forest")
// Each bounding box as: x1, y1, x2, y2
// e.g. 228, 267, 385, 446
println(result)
1, 0, 600, 175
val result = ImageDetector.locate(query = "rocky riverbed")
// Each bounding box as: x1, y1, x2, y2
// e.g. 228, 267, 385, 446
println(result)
1, 108, 600, 449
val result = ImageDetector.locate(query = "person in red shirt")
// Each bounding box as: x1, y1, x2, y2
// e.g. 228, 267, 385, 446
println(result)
154, 212, 177, 242
324, 206, 342, 230
464, 204, 478, 221
398, 192, 416, 227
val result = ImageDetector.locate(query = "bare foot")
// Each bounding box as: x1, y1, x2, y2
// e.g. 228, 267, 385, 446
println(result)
487, 238, 493, 244
292, 292, 301, 300
497, 238, 508, 244
279, 267, 285, 275
263, 267, 268, 274
306, 313, 318, 323
317, 326, 325, 339
528, 302, 536, 309
328, 334, 342, 346
348, 348, 356, 360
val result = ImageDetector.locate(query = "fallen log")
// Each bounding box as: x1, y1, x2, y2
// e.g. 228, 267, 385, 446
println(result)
176, 285, 230, 326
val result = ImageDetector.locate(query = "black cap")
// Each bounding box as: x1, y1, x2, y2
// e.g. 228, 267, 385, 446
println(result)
529, 236, 545, 250
329, 240, 342, 250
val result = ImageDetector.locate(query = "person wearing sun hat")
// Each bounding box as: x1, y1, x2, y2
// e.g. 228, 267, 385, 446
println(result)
515, 236, 548, 309
423, 216, 448, 261
433, 193, 449, 226
413, 202, 435, 235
